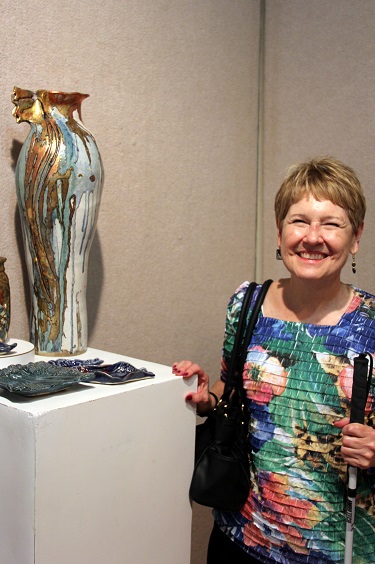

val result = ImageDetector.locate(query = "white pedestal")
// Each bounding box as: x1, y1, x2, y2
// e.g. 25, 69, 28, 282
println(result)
0, 348, 197, 564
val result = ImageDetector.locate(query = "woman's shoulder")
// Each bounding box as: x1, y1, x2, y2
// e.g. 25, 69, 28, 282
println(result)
227, 280, 263, 308
350, 286, 375, 317
352, 286, 375, 300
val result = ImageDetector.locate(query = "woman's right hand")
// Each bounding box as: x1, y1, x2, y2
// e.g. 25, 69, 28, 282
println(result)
172, 360, 213, 412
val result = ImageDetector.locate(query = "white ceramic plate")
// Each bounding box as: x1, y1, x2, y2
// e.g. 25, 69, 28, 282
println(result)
0, 339, 35, 369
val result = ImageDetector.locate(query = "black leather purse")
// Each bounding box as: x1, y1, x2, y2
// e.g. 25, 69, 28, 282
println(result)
189, 280, 272, 511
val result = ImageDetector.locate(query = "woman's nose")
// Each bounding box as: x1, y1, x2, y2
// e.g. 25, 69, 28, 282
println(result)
304, 223, 323, 243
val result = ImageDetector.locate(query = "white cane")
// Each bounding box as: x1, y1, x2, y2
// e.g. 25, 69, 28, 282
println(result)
344, 353, 372, 564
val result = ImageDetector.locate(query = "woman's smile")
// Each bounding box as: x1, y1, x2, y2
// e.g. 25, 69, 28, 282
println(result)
298, 251, 327, 260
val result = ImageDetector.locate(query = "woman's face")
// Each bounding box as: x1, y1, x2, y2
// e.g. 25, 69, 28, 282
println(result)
277, 196, 363, 282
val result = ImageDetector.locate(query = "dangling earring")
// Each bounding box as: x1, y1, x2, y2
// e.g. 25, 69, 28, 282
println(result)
352, 253, 357, 274
276, 248, 282, 260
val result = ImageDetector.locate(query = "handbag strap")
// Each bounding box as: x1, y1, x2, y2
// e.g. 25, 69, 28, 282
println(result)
222, 279, 273, 401
238, 279, 273, 370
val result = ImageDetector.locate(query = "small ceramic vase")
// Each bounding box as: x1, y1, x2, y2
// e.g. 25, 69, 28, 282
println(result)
0, 257, 10, 343
12, 87, 104, 356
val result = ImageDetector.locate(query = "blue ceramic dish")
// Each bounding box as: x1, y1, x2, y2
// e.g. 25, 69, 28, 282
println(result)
76, 361, 155, 384
48, 358, 104, 368
0, 342, 17, 355
0, 361, 93, 396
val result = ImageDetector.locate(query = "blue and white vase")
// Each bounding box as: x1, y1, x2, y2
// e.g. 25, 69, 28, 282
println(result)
12, 87, 104, 355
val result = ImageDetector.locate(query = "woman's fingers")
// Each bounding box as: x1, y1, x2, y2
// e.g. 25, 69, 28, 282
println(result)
172, 360, 207, 380
172, 360, 211, 408
172, 360, 194, 375
338, 422, 375, 468
333, 417, 349, 429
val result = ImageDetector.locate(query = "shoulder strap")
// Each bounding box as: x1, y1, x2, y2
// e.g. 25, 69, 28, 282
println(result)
223, 279, 272, 400
225, 282, 257, 388
239, 279, 273, 370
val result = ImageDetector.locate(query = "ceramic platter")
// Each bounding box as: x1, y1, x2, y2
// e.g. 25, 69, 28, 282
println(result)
48, 358, 104, 368
49, 359, 155, 385
84, 368, 155, 385
0, 361, 93, 397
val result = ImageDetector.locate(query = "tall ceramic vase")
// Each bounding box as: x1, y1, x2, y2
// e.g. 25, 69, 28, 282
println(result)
12, 87, 104, 356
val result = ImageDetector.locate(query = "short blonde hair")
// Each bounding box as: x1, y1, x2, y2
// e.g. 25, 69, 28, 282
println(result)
274, 157, 366, 234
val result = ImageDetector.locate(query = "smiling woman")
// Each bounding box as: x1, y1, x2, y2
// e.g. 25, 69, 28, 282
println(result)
173, 157, 375, 564
270, 159, 365, 324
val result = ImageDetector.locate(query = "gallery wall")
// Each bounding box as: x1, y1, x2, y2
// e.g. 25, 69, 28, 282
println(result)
0, 0, 260, 379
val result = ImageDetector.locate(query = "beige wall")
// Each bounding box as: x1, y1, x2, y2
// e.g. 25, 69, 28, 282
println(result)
1, 0, 260, 381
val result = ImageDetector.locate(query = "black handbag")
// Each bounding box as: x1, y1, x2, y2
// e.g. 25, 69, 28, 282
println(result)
189, 280, 272, 511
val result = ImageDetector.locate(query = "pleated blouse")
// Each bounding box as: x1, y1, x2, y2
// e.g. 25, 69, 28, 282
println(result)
214, 282, 375, 563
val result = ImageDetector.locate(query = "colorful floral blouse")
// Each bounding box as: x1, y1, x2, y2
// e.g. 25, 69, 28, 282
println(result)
214, 282, 375, 563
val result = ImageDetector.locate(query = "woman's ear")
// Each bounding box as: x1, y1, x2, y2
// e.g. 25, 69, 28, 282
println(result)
276, 222, 282, 248
351, 222, 364, 254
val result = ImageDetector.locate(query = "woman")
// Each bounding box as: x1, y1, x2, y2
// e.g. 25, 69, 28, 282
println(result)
173, 157, 375, 563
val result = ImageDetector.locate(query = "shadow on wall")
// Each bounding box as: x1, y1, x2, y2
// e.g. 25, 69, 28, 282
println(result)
10, 139, 22, 171
86, 231, 104, 340
14, 206, 31, 318
12, 139, 32, 323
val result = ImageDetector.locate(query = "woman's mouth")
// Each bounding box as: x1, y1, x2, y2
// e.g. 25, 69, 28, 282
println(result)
298, 252, 327, 260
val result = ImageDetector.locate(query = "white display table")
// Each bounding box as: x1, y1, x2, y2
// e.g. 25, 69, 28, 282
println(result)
0, 348, 197, 564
